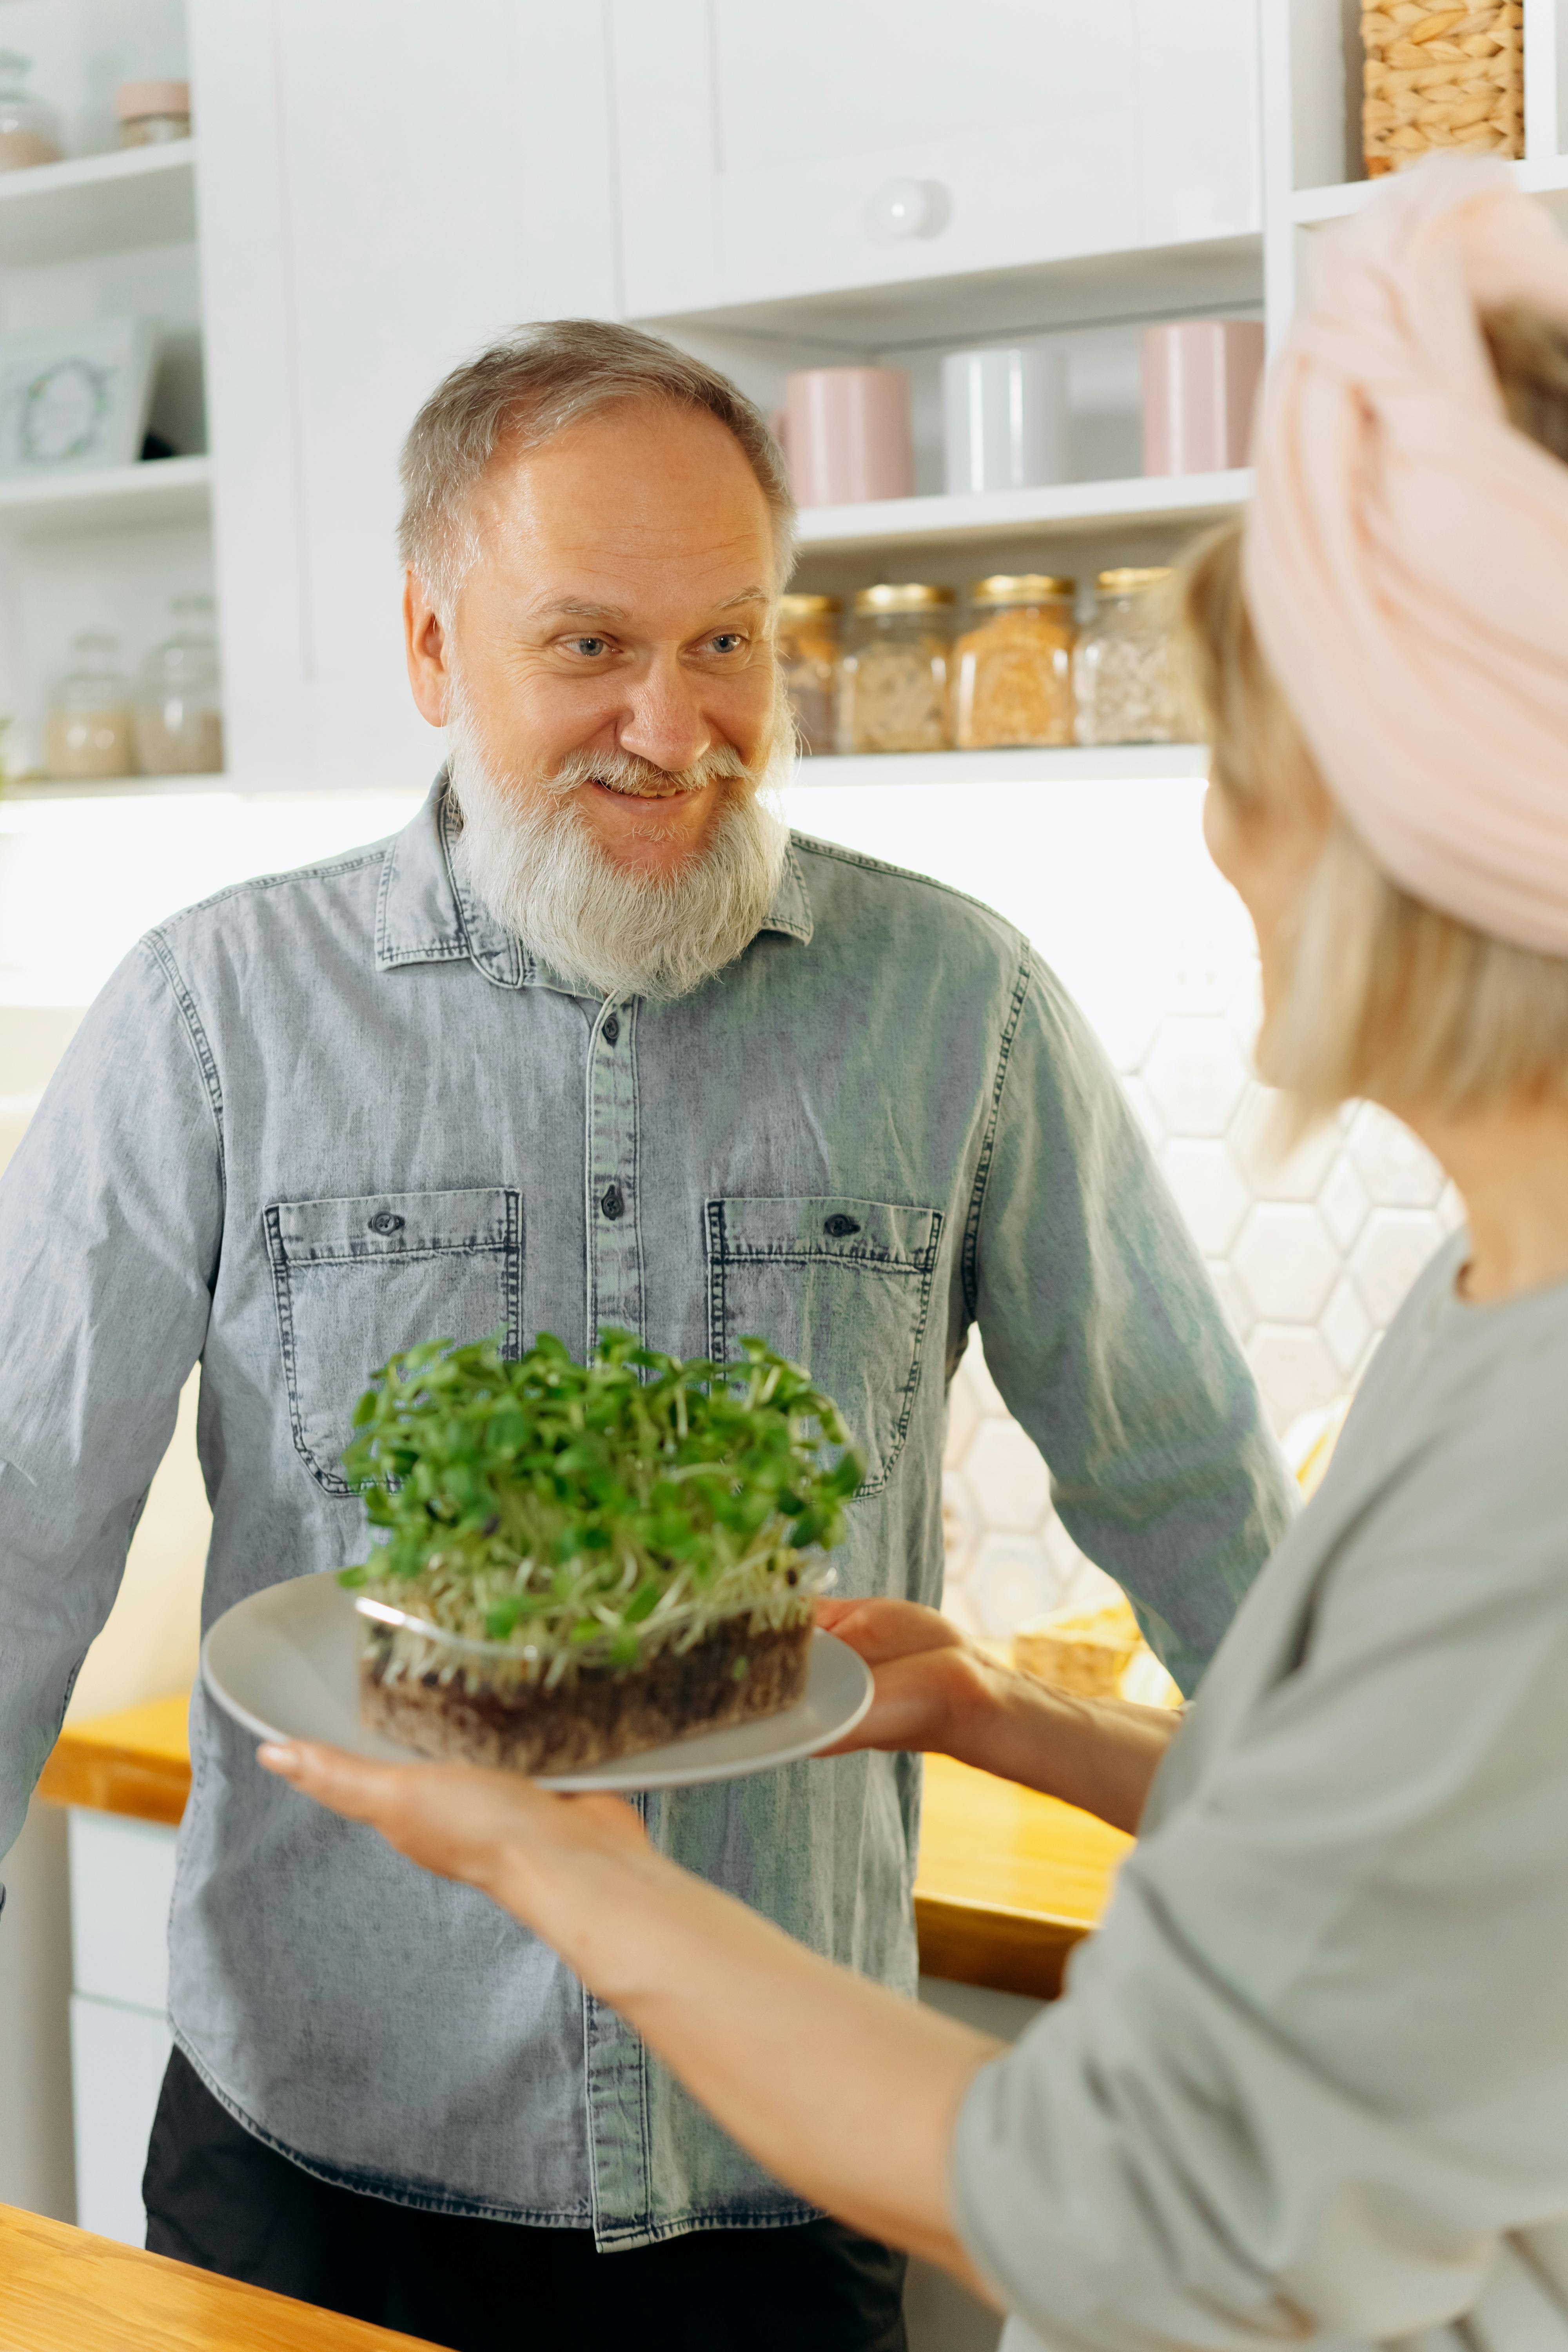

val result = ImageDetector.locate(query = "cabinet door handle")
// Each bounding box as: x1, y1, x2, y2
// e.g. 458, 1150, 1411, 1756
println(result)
865, 177, 951, 243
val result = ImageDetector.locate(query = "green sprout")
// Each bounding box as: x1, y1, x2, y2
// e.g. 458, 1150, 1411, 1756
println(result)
338, 1328, 864, 1679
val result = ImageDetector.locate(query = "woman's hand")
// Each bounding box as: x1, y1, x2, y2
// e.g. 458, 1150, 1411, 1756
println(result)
814, 1596, 995, 1757
257, 1742, 659, 1981
258, 1734, 999, 2296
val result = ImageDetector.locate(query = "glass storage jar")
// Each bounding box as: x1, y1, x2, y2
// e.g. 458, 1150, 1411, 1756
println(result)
115, 79, 191, 147
1074, 568, 1185, 745
134, 595, 224, 774
45, 634, 133, 780
838, 584, 955, 754
952, 574, 1076, 748
0, 53, 62, 172
777, 593, 841, 756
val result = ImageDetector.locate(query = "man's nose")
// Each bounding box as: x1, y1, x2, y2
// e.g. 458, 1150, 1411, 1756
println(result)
617, 656, 711, 777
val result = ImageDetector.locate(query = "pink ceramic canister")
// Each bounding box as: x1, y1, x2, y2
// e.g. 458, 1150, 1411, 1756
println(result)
1141, 320, 1265, 475
779, 367, 913, 508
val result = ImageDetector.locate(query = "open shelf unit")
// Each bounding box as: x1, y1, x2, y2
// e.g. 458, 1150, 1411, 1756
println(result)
1261, 2, 1568, 330
0, 6, 218, 789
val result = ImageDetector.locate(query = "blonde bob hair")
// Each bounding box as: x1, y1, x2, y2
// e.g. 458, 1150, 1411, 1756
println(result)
1180, 306, 1568, 1123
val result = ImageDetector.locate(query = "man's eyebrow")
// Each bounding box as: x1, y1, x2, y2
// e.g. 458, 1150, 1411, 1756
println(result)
532, 597, 631, 623
530, 586, 772, 625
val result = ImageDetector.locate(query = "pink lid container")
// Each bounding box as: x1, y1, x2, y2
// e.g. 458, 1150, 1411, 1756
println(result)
115, 80, 190, 120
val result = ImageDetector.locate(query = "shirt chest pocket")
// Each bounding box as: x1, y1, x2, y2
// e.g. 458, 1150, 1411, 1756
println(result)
264, 1187, 521, 1497
705, 1196, 943, 1498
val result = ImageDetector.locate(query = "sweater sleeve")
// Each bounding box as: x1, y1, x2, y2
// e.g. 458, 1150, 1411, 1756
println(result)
969, 953, 1294, 1692
952, 1495, 1568, 2349
0, 936, 222, 1864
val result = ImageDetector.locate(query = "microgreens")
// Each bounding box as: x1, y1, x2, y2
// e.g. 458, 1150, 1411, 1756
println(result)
338, 1328, 863, 1674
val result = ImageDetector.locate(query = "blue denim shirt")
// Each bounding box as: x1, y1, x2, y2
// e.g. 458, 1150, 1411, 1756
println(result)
0, 779, 1291, 2247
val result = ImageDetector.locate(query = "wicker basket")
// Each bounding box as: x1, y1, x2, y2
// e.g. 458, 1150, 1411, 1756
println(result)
1362, 3, 1523, 176
1012, 1601, 1143, 1700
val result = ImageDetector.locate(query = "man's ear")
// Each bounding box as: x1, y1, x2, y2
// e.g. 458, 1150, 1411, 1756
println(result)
404, 568, 453, 728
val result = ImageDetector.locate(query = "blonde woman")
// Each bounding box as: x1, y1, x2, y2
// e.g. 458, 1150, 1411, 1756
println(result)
263, 160, 1568, 2350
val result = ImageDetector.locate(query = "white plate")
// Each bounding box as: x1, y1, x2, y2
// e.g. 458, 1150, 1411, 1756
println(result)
200, 1569, 873, 1793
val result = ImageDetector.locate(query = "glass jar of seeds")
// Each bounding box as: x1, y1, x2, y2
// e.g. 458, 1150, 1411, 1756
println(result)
952, 574, 1076, 748
1074, 567, 1185, 745
777, 593, 841, 756
134, 595, 225, 775
838, 584, 955, 754
44, 633, 133, 780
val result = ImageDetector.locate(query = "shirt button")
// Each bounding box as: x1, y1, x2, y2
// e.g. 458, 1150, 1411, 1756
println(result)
600, 1183, 625, 1221
602, 1013, 620, 1046
368, 1210, 405, 1235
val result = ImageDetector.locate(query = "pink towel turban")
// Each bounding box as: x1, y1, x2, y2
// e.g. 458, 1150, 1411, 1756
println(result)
1243, 156, 1568, 956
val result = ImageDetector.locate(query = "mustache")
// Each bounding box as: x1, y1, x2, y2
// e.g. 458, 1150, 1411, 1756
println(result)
539, 744, 753, 802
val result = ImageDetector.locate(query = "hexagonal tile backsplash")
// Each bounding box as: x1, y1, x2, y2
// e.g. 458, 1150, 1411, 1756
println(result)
940, 989, 1462, 1645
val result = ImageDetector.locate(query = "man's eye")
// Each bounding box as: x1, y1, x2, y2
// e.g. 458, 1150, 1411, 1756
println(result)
708, 633, 746, 654
567, 636, 610, 658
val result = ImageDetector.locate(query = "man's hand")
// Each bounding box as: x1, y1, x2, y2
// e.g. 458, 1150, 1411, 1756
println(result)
815, 1595, 1179, 1832
813, 1596, 993, 1757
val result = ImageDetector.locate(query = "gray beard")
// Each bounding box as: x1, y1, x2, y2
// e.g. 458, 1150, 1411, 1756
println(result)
445, 697, 792, 1002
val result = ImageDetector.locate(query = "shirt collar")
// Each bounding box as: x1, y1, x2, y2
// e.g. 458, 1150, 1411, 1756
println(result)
375, 769, 814, 992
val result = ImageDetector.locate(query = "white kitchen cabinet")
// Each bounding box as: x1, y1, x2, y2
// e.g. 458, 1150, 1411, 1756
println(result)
609, 0, 1259, 320
68, 1809, 177, 2013
69, 1993, 172, 2247
65, 1811, 177, 2246
186, 0, 537, 791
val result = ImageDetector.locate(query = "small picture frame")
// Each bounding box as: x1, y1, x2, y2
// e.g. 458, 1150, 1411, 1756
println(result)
0, 318, 159, 476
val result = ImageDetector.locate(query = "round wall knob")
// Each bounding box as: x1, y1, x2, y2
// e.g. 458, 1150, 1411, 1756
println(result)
865, 177, 951, 244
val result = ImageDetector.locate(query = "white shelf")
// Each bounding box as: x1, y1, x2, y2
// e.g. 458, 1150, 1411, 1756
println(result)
789, 745, 1209, 788
794, 470, 1249, 555
1290, 181, 1377, 226
1293, 156, 1568, 229
0, 749, 1210, 808
0, 141, 198, 267
3, 770, 227, 802
645, 235, 1262, 351
0, 456, 212, 536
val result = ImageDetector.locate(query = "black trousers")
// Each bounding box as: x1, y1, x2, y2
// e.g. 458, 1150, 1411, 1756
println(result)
144, 2048, 907, 2352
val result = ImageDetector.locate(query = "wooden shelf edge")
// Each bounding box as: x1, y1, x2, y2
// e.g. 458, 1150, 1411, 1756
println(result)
915, 1890, 1087, 2002
36, 1739, 190, 1826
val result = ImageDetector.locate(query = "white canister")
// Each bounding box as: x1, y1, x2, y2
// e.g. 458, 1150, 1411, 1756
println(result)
942, 344, 1070, 497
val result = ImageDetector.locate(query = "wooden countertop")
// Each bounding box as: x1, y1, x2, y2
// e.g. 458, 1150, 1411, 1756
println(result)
0, 2204, 431, 2352
38, 1693, 1129, 2002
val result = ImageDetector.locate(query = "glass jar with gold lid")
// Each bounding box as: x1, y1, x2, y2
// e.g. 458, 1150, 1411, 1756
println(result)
838, 583, 954, 754
952, 574, 1076, 749
777, 593, 841, 756
1074, 567, 1185, 745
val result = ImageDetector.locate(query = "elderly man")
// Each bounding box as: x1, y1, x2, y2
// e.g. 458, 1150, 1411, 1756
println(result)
0, 321, 1291, 2351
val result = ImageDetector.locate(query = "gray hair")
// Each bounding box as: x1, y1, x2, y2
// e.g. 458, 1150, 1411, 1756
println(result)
397, 318, 796, 615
